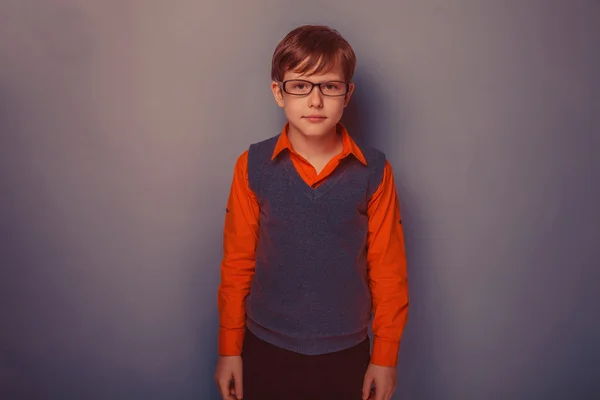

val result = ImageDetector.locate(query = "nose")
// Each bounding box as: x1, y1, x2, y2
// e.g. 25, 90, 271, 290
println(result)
307, 85, 324, 108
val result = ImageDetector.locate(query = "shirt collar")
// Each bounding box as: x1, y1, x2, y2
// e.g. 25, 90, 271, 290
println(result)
271, 122, 368, 165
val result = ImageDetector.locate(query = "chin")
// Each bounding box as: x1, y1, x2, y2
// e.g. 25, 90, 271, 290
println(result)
301, 129, 329, 137
296, 121, 337, 137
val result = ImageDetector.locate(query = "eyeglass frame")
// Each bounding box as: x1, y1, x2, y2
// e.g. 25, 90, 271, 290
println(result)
277, 79, 351, 97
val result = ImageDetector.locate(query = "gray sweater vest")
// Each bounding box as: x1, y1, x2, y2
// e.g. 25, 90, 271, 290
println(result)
245, 134, 386, 355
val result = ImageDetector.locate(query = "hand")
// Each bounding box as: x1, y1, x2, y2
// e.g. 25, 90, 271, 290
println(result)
362, 363, 397, 400
214, 355, 243, 399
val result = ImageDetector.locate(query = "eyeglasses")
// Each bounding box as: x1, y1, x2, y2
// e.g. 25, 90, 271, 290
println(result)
279, 79, 350, 97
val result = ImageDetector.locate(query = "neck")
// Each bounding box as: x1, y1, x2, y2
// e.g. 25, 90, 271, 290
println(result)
287, 124, 342, 160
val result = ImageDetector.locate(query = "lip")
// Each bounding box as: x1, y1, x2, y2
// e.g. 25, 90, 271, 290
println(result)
303, 115, 327, 122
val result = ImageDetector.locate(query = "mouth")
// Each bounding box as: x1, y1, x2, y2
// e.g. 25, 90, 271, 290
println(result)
303, 115, 327, 122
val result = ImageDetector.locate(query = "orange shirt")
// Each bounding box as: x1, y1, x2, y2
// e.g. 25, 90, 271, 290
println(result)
217, 123, 409, 367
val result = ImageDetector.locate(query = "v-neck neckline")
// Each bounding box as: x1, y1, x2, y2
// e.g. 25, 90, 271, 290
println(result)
282, 154, 350, 202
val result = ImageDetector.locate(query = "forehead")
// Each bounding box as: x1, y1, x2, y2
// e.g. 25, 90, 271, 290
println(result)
283, 57, 345, 81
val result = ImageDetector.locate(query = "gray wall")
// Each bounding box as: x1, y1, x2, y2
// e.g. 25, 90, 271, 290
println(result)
1, 1, 599, 399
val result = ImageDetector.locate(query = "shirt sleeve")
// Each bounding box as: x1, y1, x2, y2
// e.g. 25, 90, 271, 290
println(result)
366, 160, 410, 367
217, 150, 260, 356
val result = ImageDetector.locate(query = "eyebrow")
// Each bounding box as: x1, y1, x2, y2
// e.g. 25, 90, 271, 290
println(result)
287, 77, 345, 83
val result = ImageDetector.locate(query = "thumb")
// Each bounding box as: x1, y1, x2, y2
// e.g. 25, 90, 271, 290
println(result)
232, 368, 243, 399
362, 373, 373, 400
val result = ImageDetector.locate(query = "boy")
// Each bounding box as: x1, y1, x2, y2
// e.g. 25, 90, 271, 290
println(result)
214, 25, 409, 400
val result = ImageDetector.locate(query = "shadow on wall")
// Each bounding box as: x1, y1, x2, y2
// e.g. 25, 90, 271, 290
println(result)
342, 71, 373, 149
342, 68, 419, 241
342, 69, 440, 399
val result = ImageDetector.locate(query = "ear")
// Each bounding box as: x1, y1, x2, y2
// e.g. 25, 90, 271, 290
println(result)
271, 81, 285, 108
343, 82, 355, 108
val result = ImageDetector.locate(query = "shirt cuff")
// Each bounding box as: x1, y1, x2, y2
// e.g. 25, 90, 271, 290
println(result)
218, 328, 245, 356
370, 337, 400, 367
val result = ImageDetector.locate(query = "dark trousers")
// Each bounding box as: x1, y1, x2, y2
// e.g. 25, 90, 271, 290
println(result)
242, 329, 371, 400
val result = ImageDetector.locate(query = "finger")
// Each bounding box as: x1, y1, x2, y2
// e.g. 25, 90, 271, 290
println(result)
386, 384, 397, 400
374, 385, 385, 400
218, 378, 231, 399
229, 379, 236, 397
232, 368, 243, 399
379, 388, 393, 400
362, 375, 373, 400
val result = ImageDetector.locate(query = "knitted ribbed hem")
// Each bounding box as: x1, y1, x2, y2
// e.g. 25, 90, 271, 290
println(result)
246, 318, 368, 355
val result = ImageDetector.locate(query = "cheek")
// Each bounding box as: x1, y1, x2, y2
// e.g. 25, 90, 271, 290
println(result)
282, 101, 303, 117
327, 101, 345, 117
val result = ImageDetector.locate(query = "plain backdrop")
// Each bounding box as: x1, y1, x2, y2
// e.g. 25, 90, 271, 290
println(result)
1, 1, 599, 399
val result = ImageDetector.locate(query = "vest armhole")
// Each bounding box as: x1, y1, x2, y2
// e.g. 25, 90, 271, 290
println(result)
247, 135, 280, 197
247, 144, 260, 196
365, 149, 387, 201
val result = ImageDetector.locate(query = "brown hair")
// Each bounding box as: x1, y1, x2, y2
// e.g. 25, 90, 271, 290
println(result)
271, 25, 357, 82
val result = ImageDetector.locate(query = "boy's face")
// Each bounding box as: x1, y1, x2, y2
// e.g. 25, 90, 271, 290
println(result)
271, 60, 355, 138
